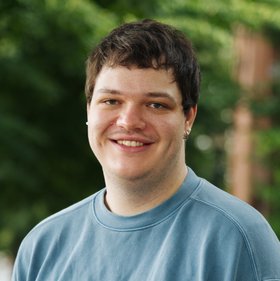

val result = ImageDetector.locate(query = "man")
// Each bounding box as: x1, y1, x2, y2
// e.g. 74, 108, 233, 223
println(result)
12, 19, 280, 281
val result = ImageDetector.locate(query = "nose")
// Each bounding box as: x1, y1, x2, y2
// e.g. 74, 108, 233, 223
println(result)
116, 104, 146, 131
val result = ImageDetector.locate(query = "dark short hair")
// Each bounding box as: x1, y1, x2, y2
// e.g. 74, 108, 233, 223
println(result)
85, 19, 200, 114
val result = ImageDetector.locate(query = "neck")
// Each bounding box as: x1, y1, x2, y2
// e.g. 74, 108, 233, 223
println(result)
103, 165, 188, 216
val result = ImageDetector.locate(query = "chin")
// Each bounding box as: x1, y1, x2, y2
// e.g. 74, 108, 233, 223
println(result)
110, 167, 151, 181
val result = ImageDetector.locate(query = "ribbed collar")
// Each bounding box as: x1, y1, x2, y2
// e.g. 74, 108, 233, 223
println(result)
92, 167, 201, 231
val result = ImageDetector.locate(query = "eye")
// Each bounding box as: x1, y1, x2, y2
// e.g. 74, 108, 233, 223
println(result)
148, 102, 168, 109
104, 99, 119, 105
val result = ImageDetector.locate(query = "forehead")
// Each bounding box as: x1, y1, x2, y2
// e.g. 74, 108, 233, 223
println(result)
94, 66, 180, 98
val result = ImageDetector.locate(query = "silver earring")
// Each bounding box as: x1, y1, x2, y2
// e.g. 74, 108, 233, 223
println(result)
86, 121, 88, 126
183, 128, 191, 140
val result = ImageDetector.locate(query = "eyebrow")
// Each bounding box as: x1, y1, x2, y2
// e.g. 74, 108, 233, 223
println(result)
96, 88, 121, 95
96, 88, 176, 103
145, 92, 176, 103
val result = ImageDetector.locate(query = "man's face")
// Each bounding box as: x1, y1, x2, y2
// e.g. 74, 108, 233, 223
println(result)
87, 66, 196, 182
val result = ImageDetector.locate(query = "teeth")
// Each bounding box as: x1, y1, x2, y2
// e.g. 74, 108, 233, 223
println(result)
117, 140, 144, 147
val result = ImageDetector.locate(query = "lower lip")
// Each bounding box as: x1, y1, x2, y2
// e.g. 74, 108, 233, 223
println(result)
111, 140, 151, 153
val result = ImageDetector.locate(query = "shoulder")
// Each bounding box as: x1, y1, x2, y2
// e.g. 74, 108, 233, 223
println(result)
20, 190, 102, 247
12, 191, 103, 279
36, 194, 94, 227
191, 178, 272, 233
184, 169, 272, 234
189, 177, 280, 280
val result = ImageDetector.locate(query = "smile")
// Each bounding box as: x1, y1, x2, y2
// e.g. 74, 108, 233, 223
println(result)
117, 140, 144, 147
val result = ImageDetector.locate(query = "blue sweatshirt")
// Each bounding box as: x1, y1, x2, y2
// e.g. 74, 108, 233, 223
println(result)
12, 168, 280, 280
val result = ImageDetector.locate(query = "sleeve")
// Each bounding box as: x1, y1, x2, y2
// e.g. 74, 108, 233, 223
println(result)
242, 216, 280, 281
11, 243, 29, 281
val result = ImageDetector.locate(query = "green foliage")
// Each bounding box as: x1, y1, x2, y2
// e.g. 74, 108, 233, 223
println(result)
0, 0, 117, 255
92, 0, 157, 19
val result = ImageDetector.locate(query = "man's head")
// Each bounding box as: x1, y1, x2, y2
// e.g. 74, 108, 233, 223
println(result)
86, 19, 199, 189
85, 19, 200, 115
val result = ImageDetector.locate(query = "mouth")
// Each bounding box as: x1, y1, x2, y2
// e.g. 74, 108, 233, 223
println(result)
116, 140, 145, 147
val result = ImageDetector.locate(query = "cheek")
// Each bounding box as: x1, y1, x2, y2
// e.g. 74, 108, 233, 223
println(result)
88, 111, 114, 144
88, 109, 109, 130
87, 112, 101, 143
160, 118, 185, 138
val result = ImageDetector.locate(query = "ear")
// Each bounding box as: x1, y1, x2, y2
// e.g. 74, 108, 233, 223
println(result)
184, 105, 197, 132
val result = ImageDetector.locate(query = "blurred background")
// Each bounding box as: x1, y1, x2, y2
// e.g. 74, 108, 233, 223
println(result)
1, 0, 280, 277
